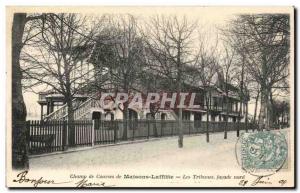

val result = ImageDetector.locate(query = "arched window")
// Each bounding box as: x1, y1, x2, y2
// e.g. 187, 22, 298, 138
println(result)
161, 113, 167, 120
92, 112, 102, 120
105, 112, 114, 120
129, 109, 138, 120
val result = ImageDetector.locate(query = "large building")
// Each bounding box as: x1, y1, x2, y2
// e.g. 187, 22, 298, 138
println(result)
37, 70, 249, 123
37, 39, 249, 123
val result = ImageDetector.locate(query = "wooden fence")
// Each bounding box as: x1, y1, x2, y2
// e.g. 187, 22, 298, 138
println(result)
26, 119, 258, 155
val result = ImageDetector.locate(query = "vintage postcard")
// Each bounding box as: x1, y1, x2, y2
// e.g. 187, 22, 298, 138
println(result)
6, 6, 295, 188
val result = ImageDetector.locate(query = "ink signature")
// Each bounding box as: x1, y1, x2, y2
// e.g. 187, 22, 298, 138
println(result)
13, 170, 71, 187
75, 176, 115, 188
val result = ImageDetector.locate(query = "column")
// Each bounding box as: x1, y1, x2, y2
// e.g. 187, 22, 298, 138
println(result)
50, 101, 54, 113
40, 105, 44, 120
46, 101, 49, 115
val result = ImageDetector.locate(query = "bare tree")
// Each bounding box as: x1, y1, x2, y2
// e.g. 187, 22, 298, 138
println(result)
12, 13, 45, 169
226, 14, 290, 130
90, 14, 145, 140
193, 38, 219, 143
272, 100, 290, 127
231, 54, 253, 135
142, 15, 198, 148
137, 71, 166, 137
221, 20, 257, 133
218, 44, 238, 139
12, 13, 29, 169
21, 13, 99, 145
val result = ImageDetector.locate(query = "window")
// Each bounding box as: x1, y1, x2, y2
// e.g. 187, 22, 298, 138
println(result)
92, 112, 102, 120
105, 112, 114, 120
161, 113, 167, 120
146, 113, 152, 119
183, 111, 191, 120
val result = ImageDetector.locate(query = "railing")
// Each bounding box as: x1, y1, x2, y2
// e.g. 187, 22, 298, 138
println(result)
204, 105, 241, 114
27, 120, 93, 154
27, 119, 259, 155
44, 94, 99, 121
44, 105, 68, 121
73, 98, 92, 120
73, 94, 106, 120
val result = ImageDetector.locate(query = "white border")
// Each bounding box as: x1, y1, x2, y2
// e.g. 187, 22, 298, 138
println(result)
0, 1, 298, 193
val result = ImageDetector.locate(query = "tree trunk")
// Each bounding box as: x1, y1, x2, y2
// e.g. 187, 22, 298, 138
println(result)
268, 90, 274, 130
265, 95, 270, 131
237, 101, 242, 137
177, 89, 183, 148
12, 13, 28, 169
178, 108, 183, 148
122, 103, 128, 140
177, 46, 183, 148
258, 54, 271, 131
205, 94, 210, 143
224, 96, 229, 139
258, 87, 268, 131
237, 55, 245, 136
262, 87, 271, 131
253, 90, 260, 124
151, 113, 158, 137
66, 98, 75, 146
245, 102, 248, 132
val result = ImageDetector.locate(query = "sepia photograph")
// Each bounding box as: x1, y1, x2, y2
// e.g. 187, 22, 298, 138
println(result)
6, 6, 295, 188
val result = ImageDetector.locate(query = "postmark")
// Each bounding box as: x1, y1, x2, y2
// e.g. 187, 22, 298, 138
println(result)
238, 131, 288, 177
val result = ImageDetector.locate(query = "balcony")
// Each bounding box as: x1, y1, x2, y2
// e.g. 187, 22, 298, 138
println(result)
37, 93, 48, 105
204, 105, 242, 115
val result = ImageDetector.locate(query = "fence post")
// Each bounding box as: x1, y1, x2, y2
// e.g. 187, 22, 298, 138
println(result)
237, 122, 240, 137
62, 120, 68, 151
161, 120, 163, 137
147, 120, 150, 139
132, 120, 135, 141
92, 120, 95, 146
113, 121, 117, 143
245, 118, 248, 132
26, 121, 30, 153
189, 121, 191, 135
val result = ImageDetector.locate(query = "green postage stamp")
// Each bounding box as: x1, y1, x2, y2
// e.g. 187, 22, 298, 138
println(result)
241, 131, 288, 176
